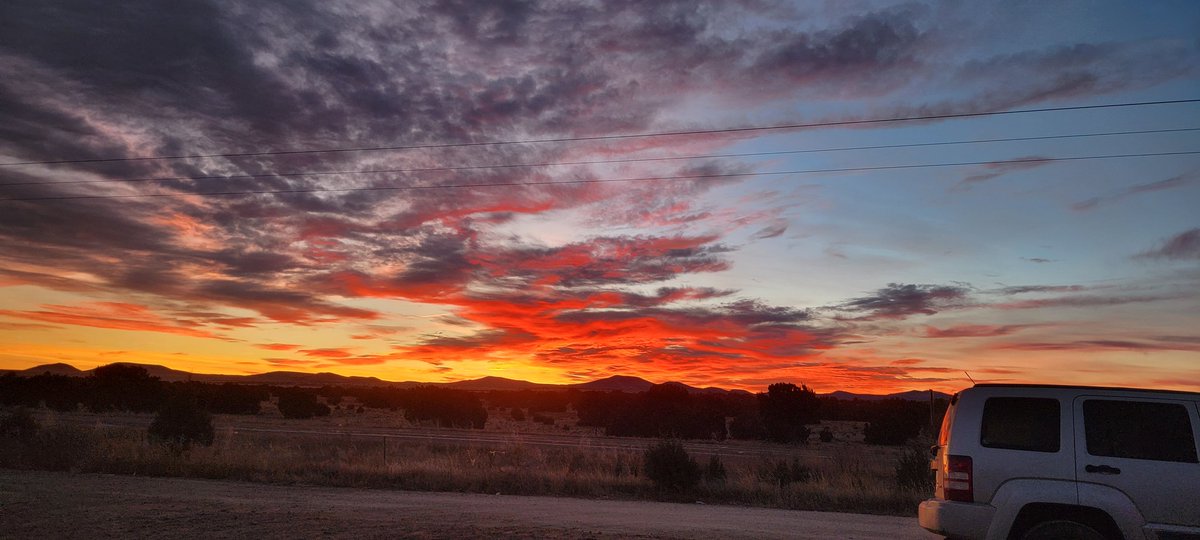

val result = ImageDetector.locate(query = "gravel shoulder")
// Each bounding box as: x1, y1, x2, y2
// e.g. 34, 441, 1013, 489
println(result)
0, 469, 941, 539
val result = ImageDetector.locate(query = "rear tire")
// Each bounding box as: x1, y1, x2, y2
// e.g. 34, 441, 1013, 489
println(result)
1020, 520, 1107, 540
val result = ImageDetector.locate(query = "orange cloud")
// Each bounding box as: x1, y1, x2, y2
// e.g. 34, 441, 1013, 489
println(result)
0, 302, 223, 339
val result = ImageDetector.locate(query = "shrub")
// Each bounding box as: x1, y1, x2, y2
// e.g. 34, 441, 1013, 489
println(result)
896, 442, 934, 491
149, 396, 214, 448
510, 407, 526, 421
0, 407, 39, 440
643, 439, 700, 493
29, 425, 91, 470
704, 455, 727, 482
819, 426, 834, 442
762, 458, 814, 487
531, 413, 555, 426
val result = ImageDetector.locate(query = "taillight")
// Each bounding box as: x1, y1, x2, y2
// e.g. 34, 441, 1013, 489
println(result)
943, 455, 973, 503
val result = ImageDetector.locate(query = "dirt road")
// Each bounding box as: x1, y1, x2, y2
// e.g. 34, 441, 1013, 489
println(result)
1, 469, 941, 539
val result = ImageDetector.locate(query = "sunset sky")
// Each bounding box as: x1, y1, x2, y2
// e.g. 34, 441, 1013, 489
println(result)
1, 1, 1198, 393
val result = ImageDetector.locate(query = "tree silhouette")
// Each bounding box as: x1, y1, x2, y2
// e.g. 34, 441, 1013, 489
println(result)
86, 364, 163, 412
759, 383, 820, 443
276, 389, 331, 419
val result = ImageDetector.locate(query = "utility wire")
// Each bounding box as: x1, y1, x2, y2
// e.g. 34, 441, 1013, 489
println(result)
3, 150, 1197, 202
1, 98, 1197, 167
3, 126, 1196, 188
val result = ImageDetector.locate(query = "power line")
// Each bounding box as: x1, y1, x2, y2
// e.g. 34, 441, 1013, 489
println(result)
3, 126, 1196, 188
1, 98, 1198, 167
3, 150, 1196, 202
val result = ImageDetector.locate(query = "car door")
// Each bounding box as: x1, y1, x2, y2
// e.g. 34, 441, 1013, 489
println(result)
1073, 395, 1200, 531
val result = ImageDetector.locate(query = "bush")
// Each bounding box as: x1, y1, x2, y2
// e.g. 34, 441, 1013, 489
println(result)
510, 408, 526, 421
29, 425, 91, 470
762, 458, 814, 487
819, 426, 834, 442
643, 439, 700, 493
0, 407, 39, 440
149, 396, 214, 448
896, 442, 934, 491
704, 455, 726, 482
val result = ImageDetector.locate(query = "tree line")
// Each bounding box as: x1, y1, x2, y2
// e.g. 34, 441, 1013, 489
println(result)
1, 364, 946, 444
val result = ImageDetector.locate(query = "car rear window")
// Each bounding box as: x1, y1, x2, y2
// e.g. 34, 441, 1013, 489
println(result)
980, 397, 1060, 452
1083, 399, 1199, 463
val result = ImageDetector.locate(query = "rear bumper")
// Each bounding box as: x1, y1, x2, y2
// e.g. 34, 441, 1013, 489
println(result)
919, 499, 996, 539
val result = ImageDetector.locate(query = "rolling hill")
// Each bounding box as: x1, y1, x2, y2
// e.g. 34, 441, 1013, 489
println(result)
9, 361, 941, 399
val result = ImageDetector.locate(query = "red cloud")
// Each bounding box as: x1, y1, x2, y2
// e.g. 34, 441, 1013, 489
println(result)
255, 343, 300, 351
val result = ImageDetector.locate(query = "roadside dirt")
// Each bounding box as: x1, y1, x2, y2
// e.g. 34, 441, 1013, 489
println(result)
1, 469, 941, 539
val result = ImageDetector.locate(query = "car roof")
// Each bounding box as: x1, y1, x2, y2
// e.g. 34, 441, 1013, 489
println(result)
969, 383, 1200, 398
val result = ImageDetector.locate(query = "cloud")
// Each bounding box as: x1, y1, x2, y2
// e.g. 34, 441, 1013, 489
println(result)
0, 302, 225, 339
994, 294, 1173, 310
837, 283, 971, 320
995, 285, 1088, 295
255, 343, 300, 351
1073, 173, 1199, 211
996, 339, 1200, 353
952, 157, 1052, 191
1, 2, 1196, 389
751, 220, 789, 240
923, 324, 1039, 338
1136, 228, 1200, 261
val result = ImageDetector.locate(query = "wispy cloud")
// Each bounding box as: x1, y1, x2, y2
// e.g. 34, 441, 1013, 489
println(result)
1073, 173, 1199, 211
923, 324, 1041, 338
1136, 228, 1200, 261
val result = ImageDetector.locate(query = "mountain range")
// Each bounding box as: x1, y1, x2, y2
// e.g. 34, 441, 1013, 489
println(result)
7, 362, 949, 401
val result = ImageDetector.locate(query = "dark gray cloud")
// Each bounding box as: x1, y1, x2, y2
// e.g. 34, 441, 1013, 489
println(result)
996, 285, 1087, 295
838, 283, 970, 319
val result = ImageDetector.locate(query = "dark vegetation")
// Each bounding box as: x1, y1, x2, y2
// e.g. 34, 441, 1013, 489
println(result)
148, 395, 215, 449
1, 364, 947, 445
643, 439, 701, 493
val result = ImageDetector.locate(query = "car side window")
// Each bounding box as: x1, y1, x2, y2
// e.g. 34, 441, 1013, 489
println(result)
980, 397, 1060, 452
1083, 399, 1199, 463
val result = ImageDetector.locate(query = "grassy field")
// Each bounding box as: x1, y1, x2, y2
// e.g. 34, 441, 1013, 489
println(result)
0, 407, 930, 516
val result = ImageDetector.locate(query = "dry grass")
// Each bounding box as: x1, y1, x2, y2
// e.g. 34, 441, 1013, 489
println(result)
0, 409, 928, 516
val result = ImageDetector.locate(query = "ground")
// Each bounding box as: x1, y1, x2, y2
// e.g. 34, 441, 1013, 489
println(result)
0, 469, 942, 539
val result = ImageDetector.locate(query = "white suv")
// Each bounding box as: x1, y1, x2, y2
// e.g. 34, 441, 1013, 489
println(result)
919, 384, 1200, 540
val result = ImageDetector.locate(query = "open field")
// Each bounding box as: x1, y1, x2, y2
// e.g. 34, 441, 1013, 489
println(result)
2, 408, 929, 517
0, 469, 942, 539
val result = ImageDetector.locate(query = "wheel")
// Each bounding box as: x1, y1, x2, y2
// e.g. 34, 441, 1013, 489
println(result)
1020, 520, 1107, 540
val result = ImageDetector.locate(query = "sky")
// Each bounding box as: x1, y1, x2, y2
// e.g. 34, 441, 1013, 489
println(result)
1, 1, 1198, 394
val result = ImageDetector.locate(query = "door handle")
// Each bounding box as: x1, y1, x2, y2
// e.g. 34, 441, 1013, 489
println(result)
1085, 464, 1121, 475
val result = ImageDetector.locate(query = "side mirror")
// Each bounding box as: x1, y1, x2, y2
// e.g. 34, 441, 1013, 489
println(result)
929, 444, 940, 459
